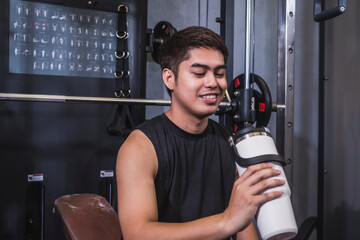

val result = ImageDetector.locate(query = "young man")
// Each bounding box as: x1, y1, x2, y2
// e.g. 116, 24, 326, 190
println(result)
116, 26, 285, 239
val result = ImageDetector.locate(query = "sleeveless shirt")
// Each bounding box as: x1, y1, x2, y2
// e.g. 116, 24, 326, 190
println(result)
136, 114, 236, 223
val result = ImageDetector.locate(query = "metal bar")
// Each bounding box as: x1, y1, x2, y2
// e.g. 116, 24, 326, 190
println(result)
276, 0, 286, 156
277, 0, 296, 187
219, 0, 234, 83
216, 0, 235, 128
314, 0, 346, 22
0, 93, 171, 105
0, 92, 232, 107
218, 0, 235, 128
245, 0, 253, 90
0, 93, 286, 112
317, 6, 326, 239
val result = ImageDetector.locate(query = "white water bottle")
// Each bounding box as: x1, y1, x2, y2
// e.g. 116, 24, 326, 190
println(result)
230, 127, 298, 240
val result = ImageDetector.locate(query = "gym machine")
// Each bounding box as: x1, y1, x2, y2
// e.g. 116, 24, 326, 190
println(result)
227, 1, 347, 239
225, 0, 298, 239
1, 0, 346, 239
314, 1, 347, 240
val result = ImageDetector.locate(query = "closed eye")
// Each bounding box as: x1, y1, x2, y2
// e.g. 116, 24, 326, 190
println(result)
193, 72, 206, 77
215, 73, 225, 78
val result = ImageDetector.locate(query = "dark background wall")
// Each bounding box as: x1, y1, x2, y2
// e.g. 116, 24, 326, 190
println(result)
293, 0, 360, 239
322, 0, 360, 239
0, 0, 147, 239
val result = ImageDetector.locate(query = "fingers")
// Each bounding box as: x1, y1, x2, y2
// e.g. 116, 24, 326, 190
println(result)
236, 163, 286, 197
251, 178, 285, 196
225, 163, 287, 233
238, 163, 282, 186
238, 163, 274, 182
255, 190, 284, 206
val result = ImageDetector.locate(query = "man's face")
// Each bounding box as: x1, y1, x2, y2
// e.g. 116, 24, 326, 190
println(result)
169, 47, 227, 119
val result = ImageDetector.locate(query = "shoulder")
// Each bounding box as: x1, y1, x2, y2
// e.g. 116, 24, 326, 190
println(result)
117, 129, 158, 179
122, 114, 166, 152
122, 129, 152, 148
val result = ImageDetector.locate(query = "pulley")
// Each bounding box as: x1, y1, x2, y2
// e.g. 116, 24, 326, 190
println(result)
146, 21, 177, 64
229, 73, 272, 129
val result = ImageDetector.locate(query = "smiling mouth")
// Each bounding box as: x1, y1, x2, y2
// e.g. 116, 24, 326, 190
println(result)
201, 94, 217, 99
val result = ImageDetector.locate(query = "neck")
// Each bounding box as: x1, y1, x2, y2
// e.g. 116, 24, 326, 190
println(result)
165, 108, 209, 134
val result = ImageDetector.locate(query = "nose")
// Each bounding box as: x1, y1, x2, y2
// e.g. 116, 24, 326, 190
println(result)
204, 73, 218, 88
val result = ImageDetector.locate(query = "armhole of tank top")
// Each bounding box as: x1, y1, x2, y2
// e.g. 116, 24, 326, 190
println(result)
137, 128, 161, 183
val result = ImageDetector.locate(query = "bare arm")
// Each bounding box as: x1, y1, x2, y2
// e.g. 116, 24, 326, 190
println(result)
116, 130, 284, 240
234, 221, 259, 240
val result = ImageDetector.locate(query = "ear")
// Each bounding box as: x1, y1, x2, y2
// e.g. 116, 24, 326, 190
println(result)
162, 68, 175, 90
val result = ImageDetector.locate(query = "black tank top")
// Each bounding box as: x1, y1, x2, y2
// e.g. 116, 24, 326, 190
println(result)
137, 114, 236, 223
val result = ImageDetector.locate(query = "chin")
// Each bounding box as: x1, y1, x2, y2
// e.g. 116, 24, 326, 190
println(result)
198, 107, 218, 118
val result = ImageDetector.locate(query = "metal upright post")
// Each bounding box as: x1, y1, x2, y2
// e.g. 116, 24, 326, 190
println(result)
277, 0, 296, 186
218, 0, 235, 128
244, 0, 253, 90
219, 0, 234, 83
317, 15, 325, 240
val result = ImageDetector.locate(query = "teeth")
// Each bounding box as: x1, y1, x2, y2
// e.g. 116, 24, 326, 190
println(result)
202, 95, 216, 99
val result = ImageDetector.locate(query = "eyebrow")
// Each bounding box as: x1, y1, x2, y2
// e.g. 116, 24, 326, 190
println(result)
190, 63, 227, 71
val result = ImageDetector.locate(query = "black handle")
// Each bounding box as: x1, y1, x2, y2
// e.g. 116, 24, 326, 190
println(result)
314, 0, 346, 22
